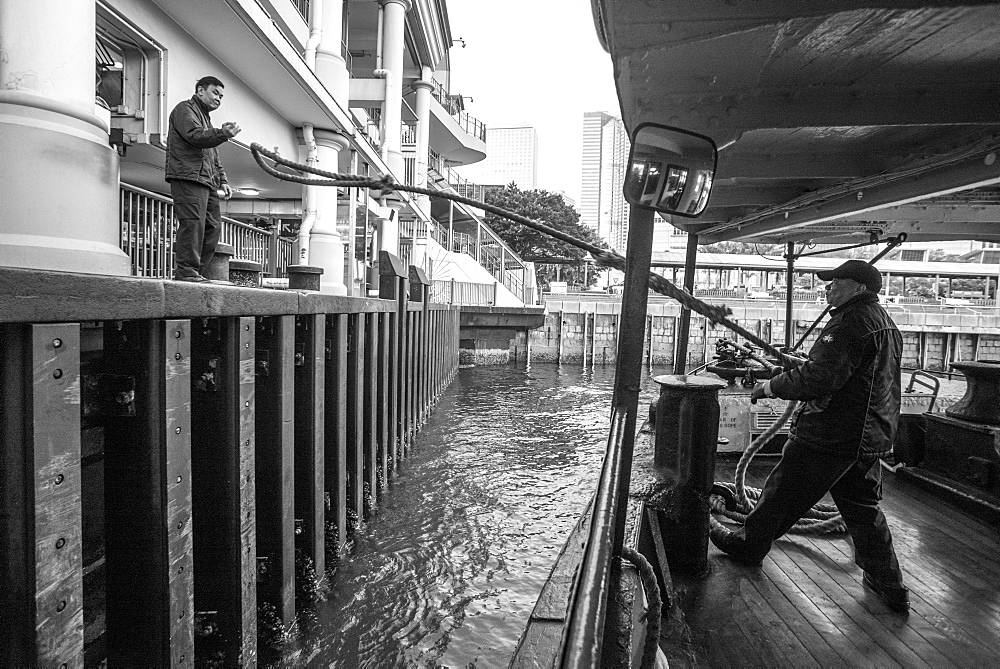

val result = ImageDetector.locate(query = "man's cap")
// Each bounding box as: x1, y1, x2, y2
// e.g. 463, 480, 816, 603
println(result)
816, 259, 882, 292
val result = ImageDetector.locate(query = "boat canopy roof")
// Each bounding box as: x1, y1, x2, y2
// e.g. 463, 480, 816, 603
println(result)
591, 1, 1000, 245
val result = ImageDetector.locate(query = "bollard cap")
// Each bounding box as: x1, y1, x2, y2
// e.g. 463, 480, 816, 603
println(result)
653, 374, 727, 391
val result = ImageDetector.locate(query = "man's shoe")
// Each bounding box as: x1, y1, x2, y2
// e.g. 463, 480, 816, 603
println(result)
175, 275, 209, 283
863, 572, 910, 613
709, 517, 763, 566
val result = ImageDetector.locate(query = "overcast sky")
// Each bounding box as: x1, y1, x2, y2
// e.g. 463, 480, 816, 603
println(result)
446, 1, 621, 205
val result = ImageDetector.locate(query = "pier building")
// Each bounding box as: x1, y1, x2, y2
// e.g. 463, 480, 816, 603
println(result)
0, 0, 544, 665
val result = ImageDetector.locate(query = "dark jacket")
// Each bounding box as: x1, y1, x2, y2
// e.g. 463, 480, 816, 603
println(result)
769, 291, 902, 456
165, 96, 229, 188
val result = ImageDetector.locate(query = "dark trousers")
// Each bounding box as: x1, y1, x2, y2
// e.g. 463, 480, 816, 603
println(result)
732, 439, 904, 585
170, 179, 221, 279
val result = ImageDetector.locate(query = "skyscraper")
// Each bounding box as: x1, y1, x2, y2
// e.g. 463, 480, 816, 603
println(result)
580, 111, 630, 252
457, 124, 538, 189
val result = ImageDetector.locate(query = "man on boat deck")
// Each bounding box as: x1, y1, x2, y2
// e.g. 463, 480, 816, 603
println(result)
710, 260, 910, 613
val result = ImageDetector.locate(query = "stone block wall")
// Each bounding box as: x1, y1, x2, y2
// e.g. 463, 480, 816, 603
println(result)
901, 332, 922, 369
980, 334, 1000, 361
523, 300, 1000, 374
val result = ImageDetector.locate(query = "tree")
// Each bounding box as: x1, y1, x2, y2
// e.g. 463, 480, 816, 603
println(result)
484, 183, 607, 289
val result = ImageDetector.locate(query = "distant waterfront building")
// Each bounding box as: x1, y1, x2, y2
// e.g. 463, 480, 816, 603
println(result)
580, 111, 630, 252
652, 215, 690, 253
553, 191, 576, 209
458, 124, 538, 189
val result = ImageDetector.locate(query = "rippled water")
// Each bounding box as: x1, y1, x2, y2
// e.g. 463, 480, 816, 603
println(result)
279, 363, 661, 667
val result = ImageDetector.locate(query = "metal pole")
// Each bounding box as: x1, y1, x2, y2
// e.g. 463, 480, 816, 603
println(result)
673, 233, 699, 374
565, 206, 656, 668
785, 242, 795, 349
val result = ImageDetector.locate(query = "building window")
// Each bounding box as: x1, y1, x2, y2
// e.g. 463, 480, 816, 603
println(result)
899, 249, 925, 262
96, 6, 167, 148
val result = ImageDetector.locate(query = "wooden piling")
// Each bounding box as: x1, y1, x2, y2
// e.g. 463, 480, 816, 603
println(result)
103, 319, 196, 665
377, 312, 391, 485
190, 316, 257, 664
0, 323, 84, 667
363, 312, 379, 511
253, 315, 296, 632
378, 251, 407, 475
325, 314, 349, 552
346, 314, 365, 525
294, 314, 326, 577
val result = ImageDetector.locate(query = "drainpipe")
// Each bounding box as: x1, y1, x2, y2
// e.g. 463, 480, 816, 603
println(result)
303, 0, 323, 69
373, 68, 392, 164
297, 123, 319, 263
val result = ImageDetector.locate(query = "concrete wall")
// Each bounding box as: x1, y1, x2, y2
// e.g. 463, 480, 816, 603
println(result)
522, 300, 1000, 372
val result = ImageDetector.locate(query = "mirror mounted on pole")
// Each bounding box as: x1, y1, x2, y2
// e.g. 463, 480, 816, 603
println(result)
623, 123, 718, 218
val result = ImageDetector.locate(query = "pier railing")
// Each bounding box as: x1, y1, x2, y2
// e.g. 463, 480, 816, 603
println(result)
119, 184, 293, 278
0, 259, 459, 667
429, 279, 496, 306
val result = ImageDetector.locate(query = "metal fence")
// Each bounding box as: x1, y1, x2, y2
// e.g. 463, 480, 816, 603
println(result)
430, 279, 496, 306
290, 0, 309, 22
429, 78, 486, 141
119, 184, 292, 278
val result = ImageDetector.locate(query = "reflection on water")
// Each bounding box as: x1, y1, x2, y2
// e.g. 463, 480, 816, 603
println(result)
279, 364, 660, 667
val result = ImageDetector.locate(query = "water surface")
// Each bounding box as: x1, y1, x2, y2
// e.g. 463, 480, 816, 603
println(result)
282, 363, 660, 667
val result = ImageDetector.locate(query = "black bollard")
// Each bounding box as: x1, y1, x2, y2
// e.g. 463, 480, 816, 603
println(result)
652, 374, 727, 576
946, 361, 1000, 426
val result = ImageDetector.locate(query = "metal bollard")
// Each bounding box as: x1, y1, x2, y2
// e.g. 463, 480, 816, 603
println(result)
652, 374, 726, 576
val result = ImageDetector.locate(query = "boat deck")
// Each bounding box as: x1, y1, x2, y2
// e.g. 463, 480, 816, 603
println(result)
662, 458, 1000, 668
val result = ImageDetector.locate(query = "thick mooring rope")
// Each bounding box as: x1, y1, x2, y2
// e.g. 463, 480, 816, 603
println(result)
250, 143, 800, 366
250, 143, 844, 534
621, 546, 662, 669
708, 342, 846, 534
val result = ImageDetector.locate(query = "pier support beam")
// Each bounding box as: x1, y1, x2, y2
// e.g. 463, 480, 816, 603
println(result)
190, 317, 257, 664
254, 316, 297, 632
295, 315, 326, 578
103, 320, 195, 665
0, 324, 84, 666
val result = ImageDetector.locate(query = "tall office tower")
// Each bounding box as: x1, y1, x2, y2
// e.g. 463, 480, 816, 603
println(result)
580, 112, 630, 252
458, 124, 538, 189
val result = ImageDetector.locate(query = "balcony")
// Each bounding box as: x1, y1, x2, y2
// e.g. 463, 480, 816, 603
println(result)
402, 79, 486, 167
429, 79, 486, 142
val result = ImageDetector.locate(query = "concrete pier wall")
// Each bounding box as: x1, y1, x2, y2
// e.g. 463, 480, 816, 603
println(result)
519, 300, 1000, 371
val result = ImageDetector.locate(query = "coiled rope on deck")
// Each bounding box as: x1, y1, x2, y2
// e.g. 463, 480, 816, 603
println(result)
707, 341, 846, 534
250, 143, 845, 534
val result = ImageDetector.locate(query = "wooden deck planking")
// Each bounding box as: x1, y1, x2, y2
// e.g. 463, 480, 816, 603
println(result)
669, 460, 1000, 667
803, 531, 998, 668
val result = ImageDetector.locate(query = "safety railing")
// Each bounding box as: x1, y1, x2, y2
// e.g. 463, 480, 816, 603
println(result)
429, 78, 486, 142
290, 0, 309, 22
428, 149, 487, 202
119, 184, 292, 278
120, 184, 176, 279
429, 279, 496, 306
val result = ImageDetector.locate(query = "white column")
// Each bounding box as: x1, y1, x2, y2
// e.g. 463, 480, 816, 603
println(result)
379, 0, 410, 178
0, 0, 129, 274
310, 130, 349, 295
413, 68, 434, 218
314, 0, 349, 101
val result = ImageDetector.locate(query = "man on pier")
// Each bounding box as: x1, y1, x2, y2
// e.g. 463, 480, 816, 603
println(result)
710, 260, 910, 613
166, 76, 241, 282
